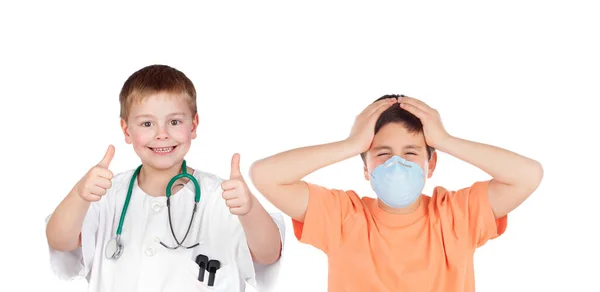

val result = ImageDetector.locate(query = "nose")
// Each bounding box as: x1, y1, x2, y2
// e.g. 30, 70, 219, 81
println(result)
155, 125, 169, 141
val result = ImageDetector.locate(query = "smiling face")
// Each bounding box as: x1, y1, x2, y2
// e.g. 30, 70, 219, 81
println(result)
120, 91, 198, 171
363, 122, 436, 183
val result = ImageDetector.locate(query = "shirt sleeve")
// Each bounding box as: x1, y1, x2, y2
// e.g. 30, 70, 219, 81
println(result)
291, 181, 362, 254
45, 202, 100, 281
437, 180, 508, 249
236, 212, 286, 292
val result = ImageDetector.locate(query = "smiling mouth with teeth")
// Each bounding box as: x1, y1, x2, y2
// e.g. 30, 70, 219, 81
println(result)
149, 146, 177, 153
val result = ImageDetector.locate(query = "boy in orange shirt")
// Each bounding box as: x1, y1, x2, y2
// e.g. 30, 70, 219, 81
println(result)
250, 94, 543, 291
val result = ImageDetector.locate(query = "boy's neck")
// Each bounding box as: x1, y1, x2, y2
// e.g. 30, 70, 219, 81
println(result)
137, 161, 192, 197
377, 197, 421, 214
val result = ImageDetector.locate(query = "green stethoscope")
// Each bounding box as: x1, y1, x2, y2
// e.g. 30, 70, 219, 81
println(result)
105, 160, 201, 260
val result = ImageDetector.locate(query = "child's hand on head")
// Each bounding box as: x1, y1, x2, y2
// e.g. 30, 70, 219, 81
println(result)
76, 145, 115, 202
399, 96, 452, 149
220, 153, 254, 216
347, 97, 398, 152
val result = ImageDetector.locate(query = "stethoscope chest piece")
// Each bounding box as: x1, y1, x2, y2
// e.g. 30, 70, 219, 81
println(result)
105, 236, 123, 260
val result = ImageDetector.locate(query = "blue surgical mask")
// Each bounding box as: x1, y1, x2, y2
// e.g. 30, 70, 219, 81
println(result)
369, 155, 425, 208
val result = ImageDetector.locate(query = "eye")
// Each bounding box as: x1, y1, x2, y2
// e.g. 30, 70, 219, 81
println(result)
406, 152, 417, 156
170, 120, 181, 126
141, 121, 152, 127
377, 153, 391, 157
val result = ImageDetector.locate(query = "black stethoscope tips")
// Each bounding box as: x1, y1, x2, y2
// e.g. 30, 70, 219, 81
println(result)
195, 254, 209, 281
207, 259, 221, 287
195, 254, 220, 287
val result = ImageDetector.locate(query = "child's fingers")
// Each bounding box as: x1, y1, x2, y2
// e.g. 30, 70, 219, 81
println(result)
358, 97, 394, 119
400, 102, 426, 120
229, 206, 248, 215
86, 194, 103, 202
94, 178, 112, 190
370, 100, 397, 119
367, 97, 397, 116
225, 198, 243, 208
220, 179, 240, 191
89, 185, 107, 197
94, 167, 114, 180
222, 189, 239, 200
399, 96, 431, 114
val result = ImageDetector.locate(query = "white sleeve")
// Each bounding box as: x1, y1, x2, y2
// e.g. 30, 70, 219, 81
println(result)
46, 202, 100, 281
236, 212, 286, 292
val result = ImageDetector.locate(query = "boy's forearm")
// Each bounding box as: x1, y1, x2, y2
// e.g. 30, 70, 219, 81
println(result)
238, 195, 282, 265
252, 139, 361, 186
437, 136, 543, 189
46, 187, 90, 251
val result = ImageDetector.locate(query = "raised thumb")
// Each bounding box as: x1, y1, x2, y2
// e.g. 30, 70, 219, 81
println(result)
98, 144, 115, 168
230, 153, 242, 178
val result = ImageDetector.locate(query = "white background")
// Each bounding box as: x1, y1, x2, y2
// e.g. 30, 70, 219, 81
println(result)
1, 1, 599, 291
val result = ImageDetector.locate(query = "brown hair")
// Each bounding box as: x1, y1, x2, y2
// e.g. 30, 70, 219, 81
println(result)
360, 94, 435, 161
119, 64, 197, 120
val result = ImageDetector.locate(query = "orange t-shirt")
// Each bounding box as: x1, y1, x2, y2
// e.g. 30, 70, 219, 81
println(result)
292, 180, 507, 292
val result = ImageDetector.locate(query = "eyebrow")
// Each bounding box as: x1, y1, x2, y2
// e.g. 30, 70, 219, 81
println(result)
168, 112, 187, 118
134, 114, 154, 120
133, 112, 188, 119
371, 145, 423, 151
404, 145, 422, 151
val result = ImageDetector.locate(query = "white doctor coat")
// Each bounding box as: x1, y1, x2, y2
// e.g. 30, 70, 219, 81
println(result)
46, 168, 285, 292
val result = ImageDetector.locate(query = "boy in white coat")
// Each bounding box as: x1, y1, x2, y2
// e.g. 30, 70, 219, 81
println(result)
45, 64, 284, 292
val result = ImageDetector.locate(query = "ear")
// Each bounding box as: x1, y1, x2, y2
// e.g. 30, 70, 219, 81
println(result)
120, 118, 133, 144
427, 150, 437, 178
191, 113, 199, 139
363, 163, 370, 181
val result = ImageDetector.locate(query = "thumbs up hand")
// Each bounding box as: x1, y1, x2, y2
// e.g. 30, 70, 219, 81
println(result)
76, 145, 115, 202
220, 153, 255, 216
